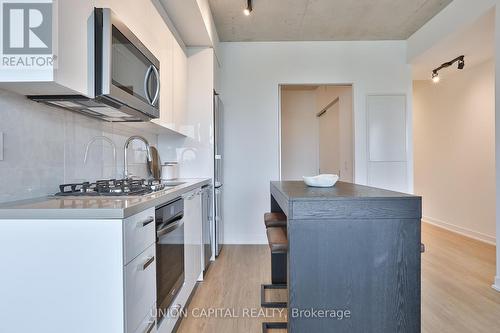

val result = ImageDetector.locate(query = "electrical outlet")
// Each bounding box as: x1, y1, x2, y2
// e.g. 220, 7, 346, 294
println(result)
0, 132, 3, 161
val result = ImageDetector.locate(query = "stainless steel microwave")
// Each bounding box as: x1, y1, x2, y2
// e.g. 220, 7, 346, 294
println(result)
29, 8, 160, 122
95, 8, 160, 119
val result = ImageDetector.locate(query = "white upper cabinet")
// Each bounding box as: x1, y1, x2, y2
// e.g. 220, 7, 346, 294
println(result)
153, 31, 175, 130
97, 0, 180, 132
172, 41, 188, 136
0, 0, 96, 96
0, 0, 189, 135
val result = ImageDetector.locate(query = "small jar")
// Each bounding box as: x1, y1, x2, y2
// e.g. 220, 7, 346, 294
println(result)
161, 162, 179, 180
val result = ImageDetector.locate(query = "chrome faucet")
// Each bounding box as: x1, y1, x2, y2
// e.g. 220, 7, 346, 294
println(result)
124, 135, 152, 179
84, 136, 117, 177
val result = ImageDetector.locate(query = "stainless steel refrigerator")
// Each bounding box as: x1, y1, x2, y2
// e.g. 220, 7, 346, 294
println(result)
214, 91, 224, 256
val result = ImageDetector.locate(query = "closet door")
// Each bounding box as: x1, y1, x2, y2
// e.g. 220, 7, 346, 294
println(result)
367, 95, 408, 192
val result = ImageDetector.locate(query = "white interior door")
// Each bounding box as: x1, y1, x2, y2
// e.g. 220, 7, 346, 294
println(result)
318, 103, 341, 175
367, 95, 408, 192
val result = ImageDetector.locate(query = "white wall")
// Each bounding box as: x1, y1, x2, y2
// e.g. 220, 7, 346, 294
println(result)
218, 41, 412, 244
494, 1, 500, 294
0, 89, 157, 203
281, 89, 319, 180
408, 0, 499, 291
414, 60, 496, 244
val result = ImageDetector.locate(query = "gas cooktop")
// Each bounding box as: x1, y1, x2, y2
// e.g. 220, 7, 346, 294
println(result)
55, 178, 167, 197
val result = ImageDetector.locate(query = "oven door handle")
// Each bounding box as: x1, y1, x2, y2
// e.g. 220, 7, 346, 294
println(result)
157, 219, 184, 237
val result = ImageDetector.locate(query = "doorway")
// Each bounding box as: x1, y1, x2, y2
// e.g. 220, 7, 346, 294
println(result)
280, 84, 354, 182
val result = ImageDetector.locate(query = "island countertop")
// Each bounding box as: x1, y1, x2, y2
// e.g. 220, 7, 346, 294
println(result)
0, 178, 211, 220
270, 181, 422, 220
271, 180, 417, 200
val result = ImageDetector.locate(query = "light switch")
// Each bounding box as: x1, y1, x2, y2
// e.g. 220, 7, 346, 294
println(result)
0, 132, 3, 161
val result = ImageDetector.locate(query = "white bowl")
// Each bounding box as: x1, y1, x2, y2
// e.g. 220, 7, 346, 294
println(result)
303, 174, 339, 187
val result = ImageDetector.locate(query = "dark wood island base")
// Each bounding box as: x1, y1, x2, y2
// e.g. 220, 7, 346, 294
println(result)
270, 181, 422, 333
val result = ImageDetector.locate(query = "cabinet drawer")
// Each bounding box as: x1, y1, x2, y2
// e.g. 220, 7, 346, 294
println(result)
124, 208, 156, 265
157, 279, 193, 333
133, 308, 157, 333
125, 244, 156, 333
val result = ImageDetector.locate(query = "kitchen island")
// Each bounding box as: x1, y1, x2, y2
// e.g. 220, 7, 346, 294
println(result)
270, 181, 422, 333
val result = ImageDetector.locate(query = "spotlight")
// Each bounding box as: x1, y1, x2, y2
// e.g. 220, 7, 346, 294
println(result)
243, 0, 252, 16
432, 72, 440, 83
458, 57, 465, 70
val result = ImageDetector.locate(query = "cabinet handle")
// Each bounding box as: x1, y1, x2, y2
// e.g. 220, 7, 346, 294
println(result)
140, 216, 155, 227
420, 243, 426, 253
142, 256, 155, 270
183, 193, 195, 200
144, 321, 155, 333
183, 189, 202, 200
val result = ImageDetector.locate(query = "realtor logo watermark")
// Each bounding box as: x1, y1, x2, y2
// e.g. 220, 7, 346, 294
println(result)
1, 0, 55, 68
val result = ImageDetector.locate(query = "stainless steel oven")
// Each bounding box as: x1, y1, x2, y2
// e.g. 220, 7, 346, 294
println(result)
155, 198, 184, 322
95, 8, 160, 120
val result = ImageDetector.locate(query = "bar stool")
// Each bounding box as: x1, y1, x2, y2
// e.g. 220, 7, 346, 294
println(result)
262, 212, 288, 332
264, 212, 287, 228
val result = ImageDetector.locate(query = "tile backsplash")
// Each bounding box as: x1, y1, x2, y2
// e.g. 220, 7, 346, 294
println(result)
0, 89, 158, 203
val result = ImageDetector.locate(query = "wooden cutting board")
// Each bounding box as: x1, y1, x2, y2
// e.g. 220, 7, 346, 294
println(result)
149, 146, 162, 180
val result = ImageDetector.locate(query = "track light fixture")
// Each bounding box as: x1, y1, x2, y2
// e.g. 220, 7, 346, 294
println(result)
243, 0, 252, 16
431, 55, 465, 83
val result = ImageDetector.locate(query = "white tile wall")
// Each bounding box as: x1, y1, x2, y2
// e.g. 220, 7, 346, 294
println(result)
0, 89, 158, 203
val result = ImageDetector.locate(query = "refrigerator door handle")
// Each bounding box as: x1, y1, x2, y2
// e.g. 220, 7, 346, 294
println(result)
215, 158, 223, 187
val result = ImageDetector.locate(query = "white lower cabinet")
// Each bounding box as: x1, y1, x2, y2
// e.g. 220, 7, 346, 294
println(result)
124, 209, 156, 265
134, 308, 157, 333
125, 244, 156, 333
0, 188, 206, 333
157, 281, 190, 333
122, 208, 157, 333
184, 189, 203, 285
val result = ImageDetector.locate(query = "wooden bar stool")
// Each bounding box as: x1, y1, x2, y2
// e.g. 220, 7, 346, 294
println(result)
264, 212, 287, 228
261, 212, 288, 331
261, 212, 288, 309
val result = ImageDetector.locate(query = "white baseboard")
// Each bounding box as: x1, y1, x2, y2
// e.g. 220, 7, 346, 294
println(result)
493, 277, 500, 293
423, 216, 496, 245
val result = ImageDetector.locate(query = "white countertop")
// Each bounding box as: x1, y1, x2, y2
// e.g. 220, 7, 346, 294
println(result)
0, 178, 211, 220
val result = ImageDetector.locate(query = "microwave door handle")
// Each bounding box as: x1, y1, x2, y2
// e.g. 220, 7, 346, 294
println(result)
144, 65, 154, 104
151, 65, 160, 106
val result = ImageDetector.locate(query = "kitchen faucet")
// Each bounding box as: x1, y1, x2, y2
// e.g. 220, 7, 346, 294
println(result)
124, 135, 152, 179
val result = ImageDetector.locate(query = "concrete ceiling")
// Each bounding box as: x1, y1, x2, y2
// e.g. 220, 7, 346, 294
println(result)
411, 8, 494, 80
208, 0, 453, 42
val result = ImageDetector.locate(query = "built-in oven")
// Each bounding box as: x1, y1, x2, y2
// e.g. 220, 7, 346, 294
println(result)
155, 198, 184, 323
95, 8, 160, 120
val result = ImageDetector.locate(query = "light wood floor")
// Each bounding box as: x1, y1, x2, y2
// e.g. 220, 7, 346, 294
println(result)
177, 224, 499, 333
